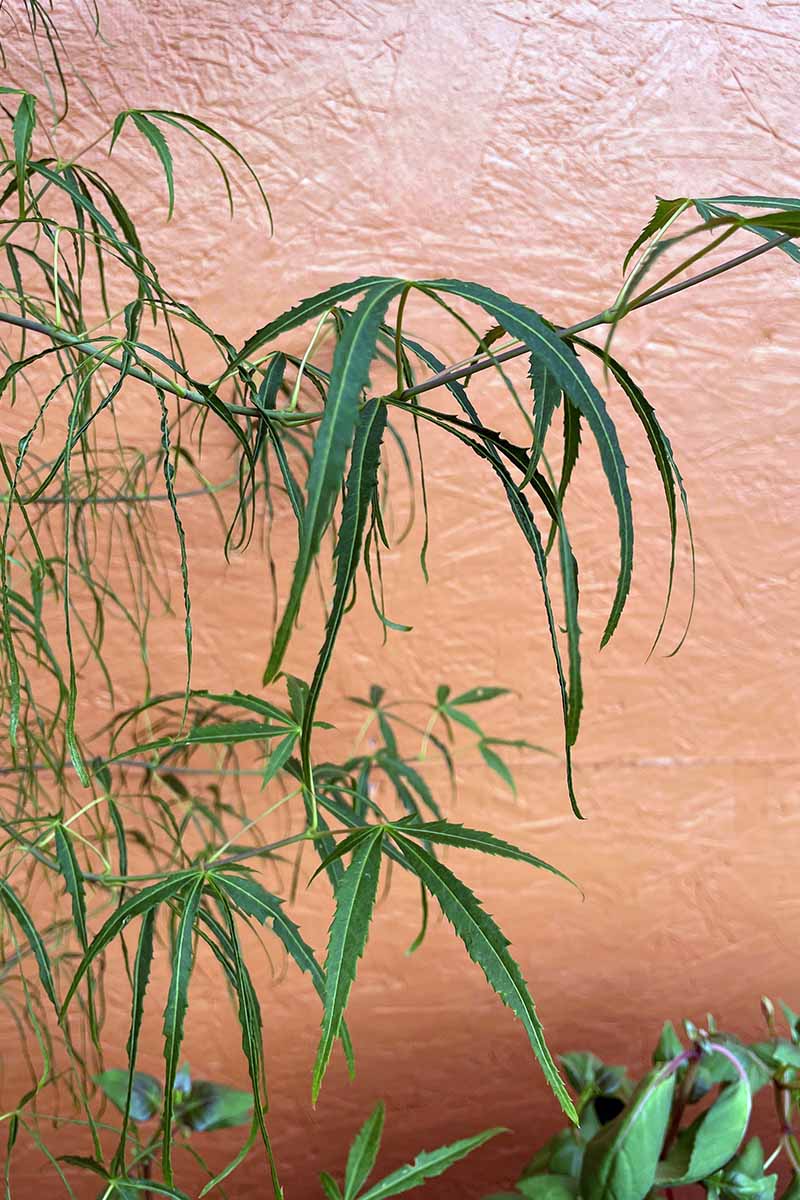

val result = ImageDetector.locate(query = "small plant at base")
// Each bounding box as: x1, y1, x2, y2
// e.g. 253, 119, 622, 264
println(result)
485, 1000, 800, 1200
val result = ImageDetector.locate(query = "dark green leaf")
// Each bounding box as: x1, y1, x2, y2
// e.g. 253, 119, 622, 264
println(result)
95, 1068, 161, 1124
657, 1077, 751, 1187
390, 833, 576, 1121
0, 878, 57, 1009
162, 875, 204, 1182
313, 828, 384, 1102
623, 197, 689, 272
266, 283, 405, 682
387, 820, 575, 888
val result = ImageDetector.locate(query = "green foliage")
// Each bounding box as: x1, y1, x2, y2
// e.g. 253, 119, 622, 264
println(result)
321, 1103, 504, 1200
0, 3, 797, 1198
489, 1004, 800, 1200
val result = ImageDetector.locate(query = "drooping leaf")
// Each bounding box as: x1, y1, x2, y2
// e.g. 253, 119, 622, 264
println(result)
300, 398, 388, 805
0, 878, 57, 1009
427, 278, 633, 647
61, 874, 197, 1016
162, 875, 204, 1182
313, 828, 384, 1102
112, 906, 158, 1169
266, 283, 405, 682
390, 833, 576, 1121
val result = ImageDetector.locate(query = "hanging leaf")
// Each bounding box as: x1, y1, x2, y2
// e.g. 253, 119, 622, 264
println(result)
313, 828, 384, 1102
161, 875, 204, 1182
657, 1076, 751, 1187
266, 282, 405, 682
389, 833, 576, 1122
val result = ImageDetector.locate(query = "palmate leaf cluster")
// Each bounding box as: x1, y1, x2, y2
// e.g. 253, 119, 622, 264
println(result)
0, 3, 798, 1197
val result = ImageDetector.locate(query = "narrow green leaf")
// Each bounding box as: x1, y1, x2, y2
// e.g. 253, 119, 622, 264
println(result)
266, 282, 406, 682
313, 828, 384, 1102
0, 878, 57, 1009
112, 907, 158, 1170
428, 279, 633, 647
162, 875, 204, 1183
60, 874, 195, 1017
54, 825, 88, 950
300, 398, 388, 802
623, 197, 689, 273
449, 686, 510, 706
226, 277, 394, 380
390, 834, 576, 1121
358, 1127, 504, 1200
387, 820, 575, 888
128, 111, 175, 218
107, 720, 290, 762
10, 91, 36, 218
344, 1102, 385, 1200
321, 1171, 344, 1200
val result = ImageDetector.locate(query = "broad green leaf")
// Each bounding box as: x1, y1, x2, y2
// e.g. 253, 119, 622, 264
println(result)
657, 1076, 751, 1186
427, 278, 633, 647
344, 1102, 385, 1200
175, 1081, 253, 1131
61, 874, 196, 1016
386, 820, 575, 888
0, 878, 57, 1009
358, 1127, 504, 1200
162, 875, 204, 1182
623, 197, 689, 272
517, 1177, 578, 1200
96, 1068, 161, 1124
580, 1065, 676, 1200
390, 833, 576, 1121
653, 1021, 683, 1064
523, 1128, 585, 1180
112, 907, 158, 1170
313, 828, 384, 1102
266, 283, 405, 682
560, 1051, 604, 1093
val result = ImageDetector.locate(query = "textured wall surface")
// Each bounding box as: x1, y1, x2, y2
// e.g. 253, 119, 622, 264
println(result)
2, 1, 799, 1196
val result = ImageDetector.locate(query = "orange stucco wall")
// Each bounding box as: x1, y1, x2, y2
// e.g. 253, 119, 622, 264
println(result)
2, 1, 799, 1196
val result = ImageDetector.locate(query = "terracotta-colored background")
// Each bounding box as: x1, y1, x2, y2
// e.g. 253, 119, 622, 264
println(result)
3, 1, 799, 1196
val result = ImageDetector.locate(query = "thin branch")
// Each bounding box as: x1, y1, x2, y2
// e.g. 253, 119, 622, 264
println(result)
0, 233, 794, 423
400, 230, 795, 399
